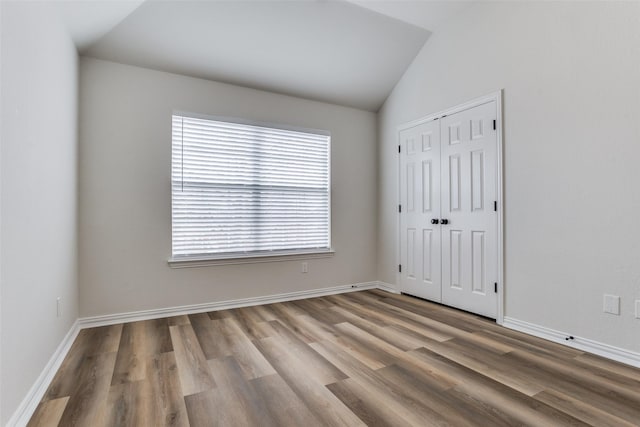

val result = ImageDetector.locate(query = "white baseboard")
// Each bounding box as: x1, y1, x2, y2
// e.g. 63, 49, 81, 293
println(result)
374, 281, 399, 294
503, 316, 640, 369
11, 281, 394, 426
7, 320, 80, 427
78, 281, 390, 328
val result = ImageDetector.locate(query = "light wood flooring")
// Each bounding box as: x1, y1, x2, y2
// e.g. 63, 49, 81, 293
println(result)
28, 289, 640, 426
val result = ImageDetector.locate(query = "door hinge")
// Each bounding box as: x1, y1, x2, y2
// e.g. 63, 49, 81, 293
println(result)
493, 119, 497, 130
399, 264, 402, 273
398, 145, 401, 153
494, 201, 497, 212
494, 282, 498, 293
398, 204, 402, 213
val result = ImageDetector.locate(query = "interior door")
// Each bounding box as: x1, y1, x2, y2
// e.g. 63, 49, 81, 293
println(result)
399, 120, 442, 301
440, 101, 498, 318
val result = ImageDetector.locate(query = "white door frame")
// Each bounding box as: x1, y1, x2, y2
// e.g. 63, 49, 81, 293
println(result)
396, 90, 505, 324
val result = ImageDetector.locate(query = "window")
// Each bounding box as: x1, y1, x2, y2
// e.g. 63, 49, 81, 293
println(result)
171, 113, 331, 263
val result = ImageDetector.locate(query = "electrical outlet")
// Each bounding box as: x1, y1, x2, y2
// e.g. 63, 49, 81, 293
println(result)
603, 294, 620, 315
635, 300, 640, 319
301, 262, 308, 273
56, 297, 61, 318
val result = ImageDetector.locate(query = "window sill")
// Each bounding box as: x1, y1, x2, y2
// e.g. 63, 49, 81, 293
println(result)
168, 249, 335, 268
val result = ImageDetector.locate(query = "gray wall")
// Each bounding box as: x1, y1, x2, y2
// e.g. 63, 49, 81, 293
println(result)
79, 58, 378, 317
378, 2, 640, 352
4, 1, 640, 422
0, 2, 79, 423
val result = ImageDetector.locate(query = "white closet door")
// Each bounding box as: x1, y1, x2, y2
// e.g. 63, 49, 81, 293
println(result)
440, 101, 498, 318
399, 120, 442, 302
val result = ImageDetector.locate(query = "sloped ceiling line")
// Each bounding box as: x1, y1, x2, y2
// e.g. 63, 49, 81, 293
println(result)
56, 1, 474, 111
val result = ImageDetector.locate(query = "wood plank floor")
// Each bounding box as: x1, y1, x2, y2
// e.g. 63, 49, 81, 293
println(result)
28, 290, 640, 426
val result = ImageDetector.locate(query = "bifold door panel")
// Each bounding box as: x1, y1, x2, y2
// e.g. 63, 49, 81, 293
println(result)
399, 100, 499, 319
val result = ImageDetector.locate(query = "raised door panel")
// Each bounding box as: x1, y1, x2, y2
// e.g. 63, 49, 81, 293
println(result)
422, 160, 433, 213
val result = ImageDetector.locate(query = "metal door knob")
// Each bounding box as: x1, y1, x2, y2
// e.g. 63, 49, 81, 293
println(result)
431, 219, 439, 224
441, 219, 449, 224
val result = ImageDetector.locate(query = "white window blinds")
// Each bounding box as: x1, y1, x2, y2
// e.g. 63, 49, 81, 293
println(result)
171, 114, 331, 259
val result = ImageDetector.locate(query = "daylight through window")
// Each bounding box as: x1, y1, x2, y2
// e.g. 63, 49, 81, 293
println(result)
171, 114, 331, 259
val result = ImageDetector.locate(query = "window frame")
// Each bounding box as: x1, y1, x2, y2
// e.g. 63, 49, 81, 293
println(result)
168, 111, 333, 268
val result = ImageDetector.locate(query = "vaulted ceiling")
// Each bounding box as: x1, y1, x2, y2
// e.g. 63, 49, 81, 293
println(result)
55, 0, 475, 111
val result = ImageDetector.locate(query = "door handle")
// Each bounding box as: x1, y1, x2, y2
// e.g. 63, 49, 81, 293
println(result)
440, 219, 449, 225
431, 219, 439, 224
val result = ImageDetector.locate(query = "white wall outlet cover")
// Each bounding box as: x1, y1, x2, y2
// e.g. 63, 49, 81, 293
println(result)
603, 294, 621, 315
635, 300, 640, 319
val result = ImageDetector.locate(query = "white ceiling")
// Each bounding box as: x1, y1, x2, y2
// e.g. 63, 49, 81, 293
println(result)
54, 1, 475, 111
54, 0, 146, 51
348, 0, 478, 32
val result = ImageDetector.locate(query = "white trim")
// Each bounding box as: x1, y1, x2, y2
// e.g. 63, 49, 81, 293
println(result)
168, 249, 335, 268
397, 92, 501, 132
78, 281, 390, 328
12, 285, 640, 426
6, 321, 80, 427
10, 282, 397, 425
375, 281, 400, 294
494, 91, 505, 325
395, 91, 504, 323
395, 121, 402, 299
503, 317, 640, 369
